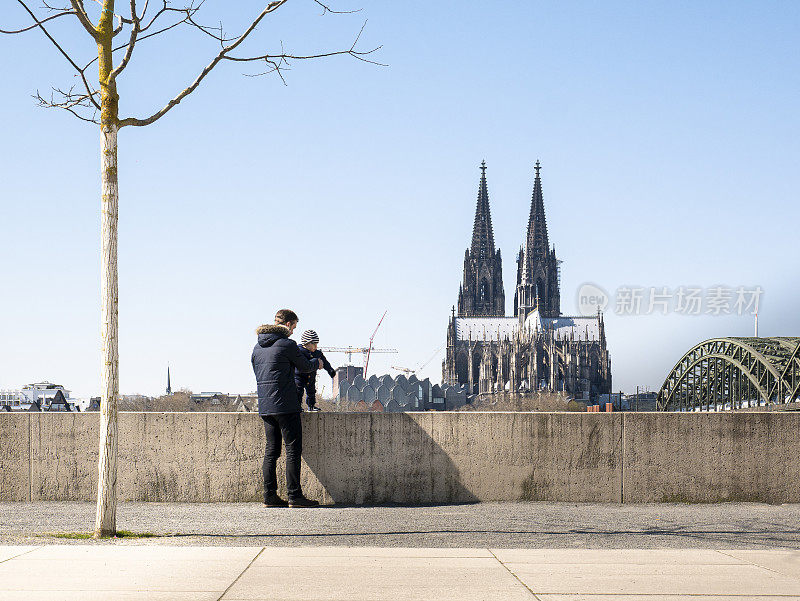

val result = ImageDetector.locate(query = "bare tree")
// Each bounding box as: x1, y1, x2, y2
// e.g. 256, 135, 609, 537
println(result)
2, 0, 380, 537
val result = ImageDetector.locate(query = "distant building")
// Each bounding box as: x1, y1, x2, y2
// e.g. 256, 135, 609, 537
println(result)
0, 382, 84, 411
334, 367, 469, 411
332, 365, 364, 396
598, 392, 624, 409
190, 392, 228, 405
232, 395, 257, 412
48, 390, 72, 412
627, 391, 658, 411
0, 389, 25, 409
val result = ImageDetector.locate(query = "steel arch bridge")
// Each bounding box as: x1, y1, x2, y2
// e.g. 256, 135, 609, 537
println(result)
657, 337, 800, 411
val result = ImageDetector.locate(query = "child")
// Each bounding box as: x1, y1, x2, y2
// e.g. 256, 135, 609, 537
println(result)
295, 330, 336, 411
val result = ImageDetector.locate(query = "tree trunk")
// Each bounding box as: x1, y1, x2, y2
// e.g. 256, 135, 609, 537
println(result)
94, 122, 119, 537
94, 2, 120, 538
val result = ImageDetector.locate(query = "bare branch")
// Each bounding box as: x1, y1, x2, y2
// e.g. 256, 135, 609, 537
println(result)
242, 40, 290, 83
80, 0, 202, 73
0, 9, 76, 34
8, 0, 101, 111
137, 0, 150, 21
141, 0, 200, 32
184, 14, 235, 44
228, 21, 385, 68
139, 1, 171, 32
69, 0, 98, 37
109, 0, 140, 80
243, 57, 289, 83
119, 0, 291, 127
312, 0, 361, 15
80, 12, 192, 72
229, 44, 384, 66
34, 85, 100, 124
41, 1, 72, 12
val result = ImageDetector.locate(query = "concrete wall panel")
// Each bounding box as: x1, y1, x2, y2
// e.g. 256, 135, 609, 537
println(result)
623, 412, 800, 503
2, 412, 800, 504
0, 414, 31, 501
30, 413, 96, 501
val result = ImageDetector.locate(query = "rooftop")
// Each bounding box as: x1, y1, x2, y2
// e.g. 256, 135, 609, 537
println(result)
455, 311, 602, 342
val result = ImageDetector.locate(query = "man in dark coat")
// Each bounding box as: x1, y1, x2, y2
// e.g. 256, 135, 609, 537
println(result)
252, 309, 322, 508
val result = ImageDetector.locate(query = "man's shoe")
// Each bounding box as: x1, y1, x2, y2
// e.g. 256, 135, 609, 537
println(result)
308, 406, 321, 412
288, 496, 320, 508
263, 494, 288, 508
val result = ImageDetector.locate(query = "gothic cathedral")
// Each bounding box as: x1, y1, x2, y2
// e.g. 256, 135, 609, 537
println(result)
444, 161, 612, 400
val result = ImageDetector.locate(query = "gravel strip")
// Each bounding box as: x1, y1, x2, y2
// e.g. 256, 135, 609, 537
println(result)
2, 502, 800, 548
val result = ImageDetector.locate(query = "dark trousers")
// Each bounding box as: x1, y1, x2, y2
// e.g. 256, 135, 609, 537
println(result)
262, 412, 303, 502
296, 382, 317, 409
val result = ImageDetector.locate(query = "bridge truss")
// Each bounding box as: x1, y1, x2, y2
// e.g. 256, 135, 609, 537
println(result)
657, 337, 800, 411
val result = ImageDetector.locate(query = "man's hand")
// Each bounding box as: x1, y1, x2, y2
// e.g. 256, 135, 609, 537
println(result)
318, 361, 325, 370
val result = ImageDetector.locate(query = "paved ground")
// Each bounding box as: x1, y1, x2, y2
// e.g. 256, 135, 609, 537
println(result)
2, 502, 800, 549
3, 545, 800, 600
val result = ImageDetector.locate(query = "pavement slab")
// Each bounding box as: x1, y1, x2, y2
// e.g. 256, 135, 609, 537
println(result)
0, 546, 261, 595
0, 546, 799, 600
506, 563, 800, 596
0, 593, 221, 601
0, 545, 39, 562
535, 597, 800, 601
724, 549, 800, 578
490, 548, 749, 564
22, 544, 261, 561
222, 563, 534, 601
256, 545, 494, 557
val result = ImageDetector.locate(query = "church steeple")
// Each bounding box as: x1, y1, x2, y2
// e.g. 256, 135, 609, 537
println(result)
526, 160, 549, 259
515, 160, 561, 318
470, 160, 495, 260
458, 161, 505, 317
166, 365, 172, 396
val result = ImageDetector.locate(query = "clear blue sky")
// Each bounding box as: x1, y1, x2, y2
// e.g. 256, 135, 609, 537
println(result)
1, 1, 798, 398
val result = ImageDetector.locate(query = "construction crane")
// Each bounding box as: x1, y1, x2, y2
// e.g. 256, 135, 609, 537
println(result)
322, 346, 398, 366
391, 345, 444, 375
320, 311, 397, 378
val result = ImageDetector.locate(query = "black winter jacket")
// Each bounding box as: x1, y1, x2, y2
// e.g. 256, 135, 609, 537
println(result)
252, 324, 319, 415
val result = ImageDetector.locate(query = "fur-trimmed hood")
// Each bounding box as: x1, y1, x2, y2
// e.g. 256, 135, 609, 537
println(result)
255, 324, 290, 336
256, 324, 290, 348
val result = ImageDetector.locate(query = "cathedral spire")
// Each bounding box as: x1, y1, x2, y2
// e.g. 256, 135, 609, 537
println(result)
458, 160, 505, 317
470, 160, 495, 260
526, 159, 549, 260
515, 160, 561, 318
166, 365, 172, 396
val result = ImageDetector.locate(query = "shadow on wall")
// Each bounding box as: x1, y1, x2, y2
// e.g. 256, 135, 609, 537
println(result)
296, 413, 479, 505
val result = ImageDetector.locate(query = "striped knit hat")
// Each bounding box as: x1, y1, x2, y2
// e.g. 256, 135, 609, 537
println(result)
301, 330, 319, 345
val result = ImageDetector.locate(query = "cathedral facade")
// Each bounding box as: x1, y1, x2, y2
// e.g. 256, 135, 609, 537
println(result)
443, 161, 612, 400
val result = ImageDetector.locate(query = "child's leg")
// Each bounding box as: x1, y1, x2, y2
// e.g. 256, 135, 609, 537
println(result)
305, 379, 317, 409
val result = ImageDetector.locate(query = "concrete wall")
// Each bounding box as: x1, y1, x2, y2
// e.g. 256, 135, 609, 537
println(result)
1, 412, 798, 504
